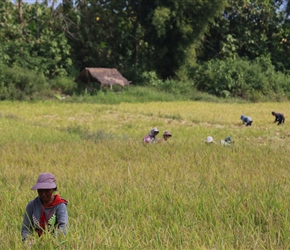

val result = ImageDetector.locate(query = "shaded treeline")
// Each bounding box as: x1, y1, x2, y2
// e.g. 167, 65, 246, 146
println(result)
1, 0, 290, 100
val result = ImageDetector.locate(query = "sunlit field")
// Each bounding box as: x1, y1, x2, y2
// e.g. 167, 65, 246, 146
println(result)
1, 100, 290, 249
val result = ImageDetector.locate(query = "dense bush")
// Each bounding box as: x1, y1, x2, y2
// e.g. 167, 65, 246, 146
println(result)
141, 71, 164, 87
0, 66, 51, 100
1, 59, 290, 102
191, 57, 290, 101
50, 77, 76, 95
141, 71, 195, 98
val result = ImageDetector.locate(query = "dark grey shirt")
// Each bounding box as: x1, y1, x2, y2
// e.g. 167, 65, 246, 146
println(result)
22, 196, 68, 240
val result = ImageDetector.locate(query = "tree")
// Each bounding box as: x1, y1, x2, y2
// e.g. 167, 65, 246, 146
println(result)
134, 0, 227, 78
198, 0, 287, 67
0, 1, 72, 77
63, 0, 227, 79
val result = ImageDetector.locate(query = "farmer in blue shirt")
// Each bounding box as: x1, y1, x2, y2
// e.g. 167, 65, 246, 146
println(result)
240, 115, 253, 126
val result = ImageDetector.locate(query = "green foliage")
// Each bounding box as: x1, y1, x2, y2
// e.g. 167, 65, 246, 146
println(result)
1, 1, 290, 101
50, 77, 76, 95
69, 0, 140, 75
141, 71, 195, 97
65, 85, 215, 104
199, 0, 288, 71
152, 7, 171, 38
191, 57, 290, 101
160, 79, 193, 96
61, 0, 228, 79
0, 66, 51, 100
0, 2, 72, 78
141, 71, 163, 87
66, 86, 181, 103
121, 66, 146, 86
137, 0, 228, 78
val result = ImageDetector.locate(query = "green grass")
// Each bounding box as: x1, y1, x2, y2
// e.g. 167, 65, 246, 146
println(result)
1, 100, 290, 249
66, 86, 242, 104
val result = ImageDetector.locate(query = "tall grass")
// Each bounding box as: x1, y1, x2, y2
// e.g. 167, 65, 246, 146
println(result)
0, 100, 290, 249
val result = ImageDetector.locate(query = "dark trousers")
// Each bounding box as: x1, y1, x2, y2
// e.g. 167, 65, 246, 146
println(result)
278, 118, 284, 125
246, 121, 253, 126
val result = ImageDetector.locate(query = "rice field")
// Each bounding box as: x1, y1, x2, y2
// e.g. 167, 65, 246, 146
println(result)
0, 100, 290, 249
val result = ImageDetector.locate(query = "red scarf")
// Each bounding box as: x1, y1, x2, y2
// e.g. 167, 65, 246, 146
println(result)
37, 194, 67, 236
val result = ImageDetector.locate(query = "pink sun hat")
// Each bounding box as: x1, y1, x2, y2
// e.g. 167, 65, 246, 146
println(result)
31, 172, 57, 190
163, 131, 172, 136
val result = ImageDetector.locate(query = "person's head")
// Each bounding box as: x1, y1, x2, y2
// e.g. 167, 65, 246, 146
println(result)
150, 127, 159, 137
31, 173, 57, 203
163, 131, 172, 140
272, 111, 276, 116
240, 115, 245, 120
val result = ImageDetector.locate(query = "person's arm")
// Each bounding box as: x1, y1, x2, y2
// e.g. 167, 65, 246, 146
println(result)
22, 202, 34, 241
55, 203, 69, 235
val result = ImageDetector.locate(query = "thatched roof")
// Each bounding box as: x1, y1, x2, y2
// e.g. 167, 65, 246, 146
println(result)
76, 68, 130, 88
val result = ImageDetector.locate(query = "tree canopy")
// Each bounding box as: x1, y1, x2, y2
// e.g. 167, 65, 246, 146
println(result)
1, 0, 290, 101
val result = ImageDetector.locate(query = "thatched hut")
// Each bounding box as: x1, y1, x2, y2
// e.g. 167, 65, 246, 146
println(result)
76, 68, 130, 90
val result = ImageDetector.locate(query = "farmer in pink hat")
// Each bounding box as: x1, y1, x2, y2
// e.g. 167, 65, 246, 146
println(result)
158, 131, 172, 143
22, 172, 69, 242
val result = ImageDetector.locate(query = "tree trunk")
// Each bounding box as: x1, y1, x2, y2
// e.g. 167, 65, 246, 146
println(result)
36, 0, 39, 39
51, 0, 55, 19
18, 0, 23, 27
